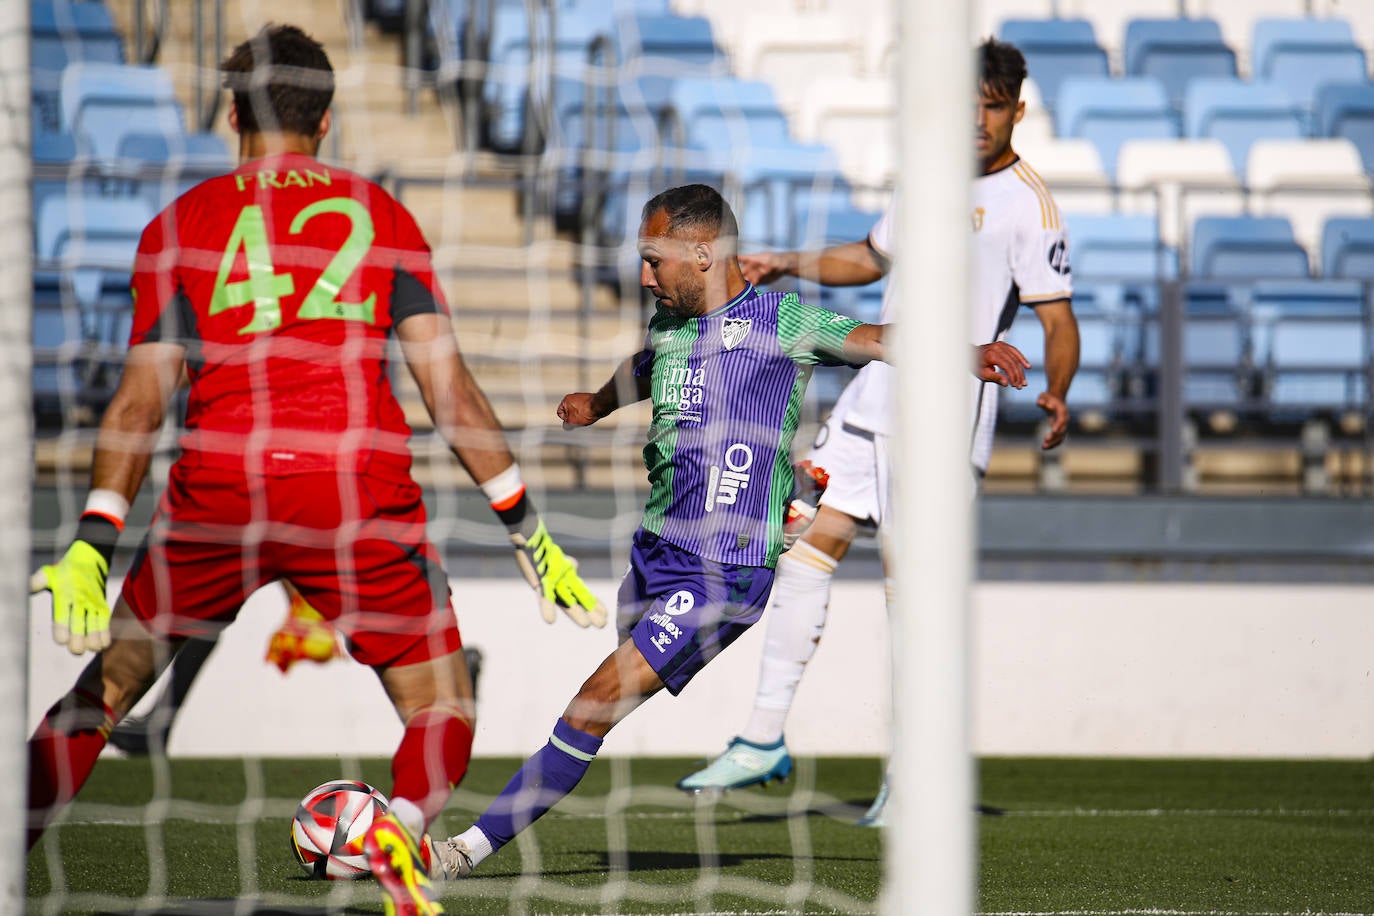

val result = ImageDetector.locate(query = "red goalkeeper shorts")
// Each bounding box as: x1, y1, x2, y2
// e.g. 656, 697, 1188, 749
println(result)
122, 462, 462, 669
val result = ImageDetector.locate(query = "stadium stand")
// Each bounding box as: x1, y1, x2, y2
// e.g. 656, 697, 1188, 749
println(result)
1315, 83, 1374, 174
998, 18, 1110, 114
1251, 278, 1368, 420
1183, 77, 1306, 179
1121, 17, 1237, 114
1322, 215, 1374, 278
1250, 17, 1367, 128
1245, 137, 1373, 257
1116, 137, 1244, 251
1055, 75, 1179, 178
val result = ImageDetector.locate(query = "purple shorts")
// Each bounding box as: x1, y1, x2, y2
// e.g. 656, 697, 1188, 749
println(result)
618, 529, 775, 696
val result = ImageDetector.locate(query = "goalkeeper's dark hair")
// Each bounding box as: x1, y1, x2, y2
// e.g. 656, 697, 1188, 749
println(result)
221, 24, 333, 136
641, 184, 739, 244
979, 37, 1028, 103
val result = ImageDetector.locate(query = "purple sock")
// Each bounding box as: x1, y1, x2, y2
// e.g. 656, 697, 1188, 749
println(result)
475, 719, 604, 852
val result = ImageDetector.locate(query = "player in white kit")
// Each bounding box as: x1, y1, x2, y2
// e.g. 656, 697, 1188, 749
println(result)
676, 38, 1080, 827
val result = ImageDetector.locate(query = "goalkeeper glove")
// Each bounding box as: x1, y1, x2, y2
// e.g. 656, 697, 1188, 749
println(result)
510, 517, 607, 628
265, 586, 341, 674
30, 514, 120, 655
782, 460, 830, 551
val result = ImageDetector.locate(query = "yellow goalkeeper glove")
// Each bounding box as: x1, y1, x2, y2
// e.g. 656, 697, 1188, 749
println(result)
265, 586, 341, 674
31, 533, 114, 656
510, 518, 606, 628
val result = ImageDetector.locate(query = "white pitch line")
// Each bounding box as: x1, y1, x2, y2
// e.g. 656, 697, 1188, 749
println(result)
980, 910, 1373, 916
996, 809, 1374, 818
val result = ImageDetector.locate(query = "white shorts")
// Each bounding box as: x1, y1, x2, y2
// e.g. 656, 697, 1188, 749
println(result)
804, 402, 890, 529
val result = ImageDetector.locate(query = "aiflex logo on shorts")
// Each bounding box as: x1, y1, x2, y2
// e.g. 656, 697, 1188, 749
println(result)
704, 443, 753, 513
648, 589, 695, 654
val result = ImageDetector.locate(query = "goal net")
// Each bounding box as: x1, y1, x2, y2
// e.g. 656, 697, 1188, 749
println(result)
20, 0, 971, 912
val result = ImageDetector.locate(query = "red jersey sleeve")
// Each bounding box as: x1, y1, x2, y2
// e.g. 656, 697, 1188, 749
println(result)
129, 207, 190, 346
385, 199, 450, 324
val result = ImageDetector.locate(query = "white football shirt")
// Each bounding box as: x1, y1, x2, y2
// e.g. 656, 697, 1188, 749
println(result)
831, 159, 1070, 471
968, 156, 1072, 471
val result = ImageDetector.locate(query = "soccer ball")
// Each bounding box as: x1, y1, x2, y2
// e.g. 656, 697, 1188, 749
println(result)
289, 779, 390, 880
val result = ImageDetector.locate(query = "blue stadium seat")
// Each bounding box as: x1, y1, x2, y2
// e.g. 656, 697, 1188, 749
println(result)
1321, 216, 1374, 278
32, 0, 124, 71
1180, 281, 1253, 411
1315, 83, 1374, 174
1183, 78, 1305, 178
1250, 279, 1367, 415
1190, 215, 1310, 279
31, 0, 125, 133
60, 62, 186, 160
998, 293, 1115, 421
31, 271, 88, 424
997, 19, 1109, 114
616, 13, 724, 70
1122, 18, 1237, 113
668, 78, 790, 152
1066, 213, 1178, 283
1055, 77, 1179, 178
549, 102, 663, 230
115, 131, 234, 210
1251, 18, 1368, 121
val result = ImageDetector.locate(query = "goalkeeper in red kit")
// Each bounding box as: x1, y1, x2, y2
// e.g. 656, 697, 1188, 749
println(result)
26, 23, 601, 914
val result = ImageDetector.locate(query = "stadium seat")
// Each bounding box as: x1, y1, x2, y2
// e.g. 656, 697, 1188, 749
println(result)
1116, 138, 1244, 250
997, 18, 1110, 114
59, 62, 186, 160
1321, 216, 1374, 277
1251, 18, 1368, 122
31, 272, 89, 426
1179, 281, 1254, 412
32, 0, 125, 133
1000, 295, 1116, 422
1183, 78, 1305, 179
115, 131, 235, 211
668, 78, 791, 152
730, 13, 866, 116
1065, 213, 1178, 283
1245, 138, 1373, 256
792, 76, 895, 195
1190, 215, 1310, 279
1249, 279, 1368, 416
1054, 76, 1179, 178
1122, 18, 1237, 114
1315, 83, 1374, 174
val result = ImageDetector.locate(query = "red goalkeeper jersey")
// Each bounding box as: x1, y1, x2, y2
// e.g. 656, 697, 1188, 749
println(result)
130, 153, 446, 476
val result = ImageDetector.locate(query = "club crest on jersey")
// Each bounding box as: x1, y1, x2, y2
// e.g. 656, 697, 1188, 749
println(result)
972, 207, 985, 232
721, 317, 752, 350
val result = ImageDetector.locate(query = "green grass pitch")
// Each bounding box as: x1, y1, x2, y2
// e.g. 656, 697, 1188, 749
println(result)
26, 756, 1374, 914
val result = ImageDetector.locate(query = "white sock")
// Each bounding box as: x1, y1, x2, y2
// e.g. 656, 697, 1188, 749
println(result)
456, 825, 494, 866
740, 540, 837, 745
387, 797, 425, 841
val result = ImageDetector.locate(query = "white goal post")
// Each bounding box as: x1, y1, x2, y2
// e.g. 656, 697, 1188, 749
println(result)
888, 0, 976, 913
1, 0, 33, 909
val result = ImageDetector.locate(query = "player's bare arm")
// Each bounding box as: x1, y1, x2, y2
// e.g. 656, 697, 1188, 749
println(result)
840, 323, 888, 366
395, 312, 518, 484
90, 341, 188, 504
975, 341, 1030, 389
558, 351, 653, 428
740, 239, 889, 288
1033, 299, 1078, 449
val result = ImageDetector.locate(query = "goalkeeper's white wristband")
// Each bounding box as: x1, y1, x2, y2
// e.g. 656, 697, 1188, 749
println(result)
83, 488, 129, 531
482, 464, 538, 537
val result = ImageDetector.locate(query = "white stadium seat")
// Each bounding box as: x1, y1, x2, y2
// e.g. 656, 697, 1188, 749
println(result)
1117, 138, 1244, 250
792, 76, 895, 194
1246, 138, 1374, 262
